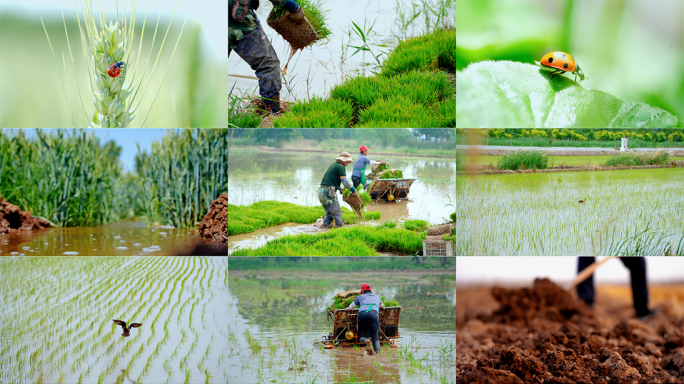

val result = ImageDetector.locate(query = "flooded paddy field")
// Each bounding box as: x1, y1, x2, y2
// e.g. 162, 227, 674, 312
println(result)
229, 148, 456, 224
226, 268, 456, 383
0, 256, 229, 383
456, 167, 684, 255
0, 220, 211, 256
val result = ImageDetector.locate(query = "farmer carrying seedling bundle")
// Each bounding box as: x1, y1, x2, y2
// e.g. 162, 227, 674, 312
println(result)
318, 152, 356, 228
346, 284, 385, 356
229, 0, 305, 114
352, 145, 386, 189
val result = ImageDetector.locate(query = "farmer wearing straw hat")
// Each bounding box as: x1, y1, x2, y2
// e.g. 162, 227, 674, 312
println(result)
229, 0, 305, 115
346, 283, 385, 355
352, 145, 385, 189
318, 152, 356, 228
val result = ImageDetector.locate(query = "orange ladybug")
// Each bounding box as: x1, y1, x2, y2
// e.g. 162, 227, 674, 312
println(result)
534, 51, 585, 83
107, 61, 125, 78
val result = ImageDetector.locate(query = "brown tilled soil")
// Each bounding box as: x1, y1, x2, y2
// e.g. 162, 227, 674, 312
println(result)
0, 197, 51, 233
198, 193, 227, 246
457, 279, 684, 383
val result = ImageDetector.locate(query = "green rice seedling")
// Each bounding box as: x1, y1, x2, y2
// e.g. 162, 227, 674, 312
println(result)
356, 96, 445, 128
42, 0, 185, 127
378, 220, 397, 229
605, 151, 669, 167
228, 201, 380, 235
231, 225, 425, 256
403, 220, 427, 231
267, 0, 332, 42
273, 97, 354, 128
136, 128, 228, 227
435, 98, 455, 127
496, 150, 550, 170
381, 29, 455, 76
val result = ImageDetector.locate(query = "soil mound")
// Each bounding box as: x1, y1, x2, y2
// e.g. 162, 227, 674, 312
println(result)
0, 197, 51, 233
487, 278, 590, 325
458, 280, 684, 384
197, 193, 227, 245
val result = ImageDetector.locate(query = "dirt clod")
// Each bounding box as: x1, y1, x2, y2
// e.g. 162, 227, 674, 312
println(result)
0, 197, 51, 233
457, 279, 684, 384
197, 193, 227, 245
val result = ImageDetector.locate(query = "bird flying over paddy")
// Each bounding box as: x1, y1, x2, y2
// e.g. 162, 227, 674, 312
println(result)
113, 320, 142, 337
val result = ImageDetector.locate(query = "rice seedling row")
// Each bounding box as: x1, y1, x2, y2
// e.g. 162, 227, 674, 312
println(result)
457, 168, 684, 255
0, 256, 228, 382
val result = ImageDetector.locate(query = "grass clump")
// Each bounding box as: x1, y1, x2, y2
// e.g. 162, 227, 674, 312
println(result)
273, 97, 353, 128
229, 111, 262, 128
605, 151, 669, 167
267, 0, 332, 41
497, 150, 550, 170
228, 200, 381, 235
381, 29, 456, 77
450, 212, 456, 222
404, 220, 427, 231
231, 226, 426, 256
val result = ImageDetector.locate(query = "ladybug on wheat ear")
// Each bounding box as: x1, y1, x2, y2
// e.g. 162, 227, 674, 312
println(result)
107, 61, 125, 78
534, 51, 585, 83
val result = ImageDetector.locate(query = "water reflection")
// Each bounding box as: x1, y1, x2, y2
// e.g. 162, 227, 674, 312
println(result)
228, 148, 456, 224
226, 268, 456, 383
0, 220, 207, 256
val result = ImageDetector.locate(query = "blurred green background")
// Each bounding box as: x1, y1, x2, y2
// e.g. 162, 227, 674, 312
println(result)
0, 5, 227, 127
456, 0, 684, 123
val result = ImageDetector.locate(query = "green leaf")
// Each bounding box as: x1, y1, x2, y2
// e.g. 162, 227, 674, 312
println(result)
456, 61, 678, 128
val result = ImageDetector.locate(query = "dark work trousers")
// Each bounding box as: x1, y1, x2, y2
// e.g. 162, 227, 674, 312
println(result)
232, 24, 281, 101
576, 257, 650, 317
357, 310, 380, 354
352, 175, 362, 188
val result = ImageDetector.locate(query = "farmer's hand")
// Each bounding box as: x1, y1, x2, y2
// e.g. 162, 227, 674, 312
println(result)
288, 6, 305, 24
345, 308, 350, 312
350, 187, 357, 194
380, 161, 386, 165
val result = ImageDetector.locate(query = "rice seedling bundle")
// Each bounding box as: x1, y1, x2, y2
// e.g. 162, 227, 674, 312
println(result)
0, 130, 132, 226
267, 0, 332, 50
326, 293, 399, 311
273, 97, 353, 128
403, 220, 427, 231
135, 129, 228, 228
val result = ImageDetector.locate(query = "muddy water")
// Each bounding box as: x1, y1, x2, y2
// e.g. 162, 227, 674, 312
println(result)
0, 220, 208, 256
228, 148, 456, 224
226, 269, 456, 383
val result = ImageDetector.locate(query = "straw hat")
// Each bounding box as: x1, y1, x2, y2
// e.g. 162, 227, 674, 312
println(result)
336, 152, 353, 162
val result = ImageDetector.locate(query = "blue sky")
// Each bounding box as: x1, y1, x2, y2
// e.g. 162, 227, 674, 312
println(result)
2, 129, 177, 172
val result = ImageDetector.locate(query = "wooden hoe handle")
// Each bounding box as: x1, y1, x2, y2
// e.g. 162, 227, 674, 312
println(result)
564, 256, 616, 291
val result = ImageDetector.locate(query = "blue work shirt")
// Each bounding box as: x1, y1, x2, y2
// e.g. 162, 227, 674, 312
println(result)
353, 293, 383, 314
352, 155, 372, 177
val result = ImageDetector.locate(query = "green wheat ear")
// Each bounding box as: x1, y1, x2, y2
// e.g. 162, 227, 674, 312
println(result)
90, 21, 132, 127
42, 0, 185, 128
